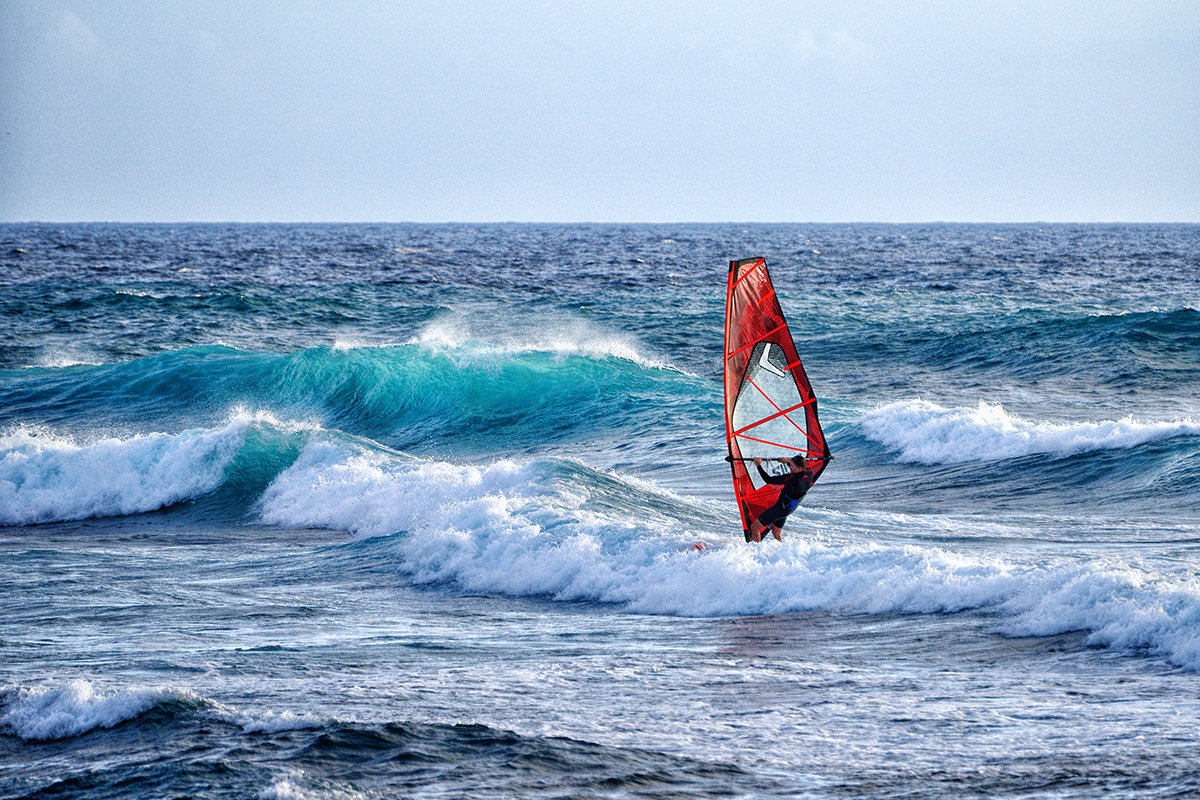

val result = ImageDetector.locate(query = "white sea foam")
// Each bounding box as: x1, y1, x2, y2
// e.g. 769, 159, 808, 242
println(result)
257, 443, 1200, 670
259, 773, 366, 800
861, 399, 1200, 464
0, 416, 253, 525
0, 680, 179, 740
210, 701, 330, 734
257, 443, 542, 541
996, 562, 1200, 661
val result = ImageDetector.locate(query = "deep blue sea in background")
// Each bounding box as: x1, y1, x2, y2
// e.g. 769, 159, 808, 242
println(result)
1, 222, 1198, 798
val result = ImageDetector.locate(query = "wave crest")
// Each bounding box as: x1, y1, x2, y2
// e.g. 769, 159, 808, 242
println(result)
405, 316, 672, 371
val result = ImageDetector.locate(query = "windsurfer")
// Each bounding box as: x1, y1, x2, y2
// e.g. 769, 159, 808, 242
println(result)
747, 455, 814, 543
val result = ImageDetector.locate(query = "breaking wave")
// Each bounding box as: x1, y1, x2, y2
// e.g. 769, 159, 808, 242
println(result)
0, 420, 248, 525
257, 440, 1200, 670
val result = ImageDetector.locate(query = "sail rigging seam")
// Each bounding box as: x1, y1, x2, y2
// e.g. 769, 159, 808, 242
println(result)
745, 376, 805, 434
746, 376, 825, 452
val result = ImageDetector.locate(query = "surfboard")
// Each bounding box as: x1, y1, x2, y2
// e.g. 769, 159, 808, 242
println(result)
723, 257, 831, 542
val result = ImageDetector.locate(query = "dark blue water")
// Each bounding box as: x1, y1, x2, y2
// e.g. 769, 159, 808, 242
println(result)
2, 223, 1199, 798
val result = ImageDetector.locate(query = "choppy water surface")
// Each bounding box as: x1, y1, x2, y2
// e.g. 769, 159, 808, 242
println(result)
2, 223, 1198, 798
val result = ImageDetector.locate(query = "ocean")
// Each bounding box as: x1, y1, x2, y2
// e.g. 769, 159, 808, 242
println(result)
1, 222, 1198, 799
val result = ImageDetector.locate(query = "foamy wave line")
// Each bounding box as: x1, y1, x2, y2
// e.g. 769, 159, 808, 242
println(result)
212, 700, 329, 735
998, 563, 1200, 664
0, 679, 329, 741
861, 400, 1200, 464
0, 411, 312, 525
257, 443, 1200, 670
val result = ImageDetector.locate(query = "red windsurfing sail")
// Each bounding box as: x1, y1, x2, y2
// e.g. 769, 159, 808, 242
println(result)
724, 257, 830, 539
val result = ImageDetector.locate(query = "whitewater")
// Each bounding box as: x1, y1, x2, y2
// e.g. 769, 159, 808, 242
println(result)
2, 222, 1199, 798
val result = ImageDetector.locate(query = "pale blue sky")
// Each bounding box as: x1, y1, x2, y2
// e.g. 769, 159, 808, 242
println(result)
2, 1, 1197, 222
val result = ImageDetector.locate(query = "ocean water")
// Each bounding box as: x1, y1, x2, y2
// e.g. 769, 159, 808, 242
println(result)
1, 222, 1198, 799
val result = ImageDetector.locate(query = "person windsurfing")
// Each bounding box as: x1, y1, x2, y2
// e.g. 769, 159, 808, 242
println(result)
747, 455, 814, 543
723, 257, 831, 543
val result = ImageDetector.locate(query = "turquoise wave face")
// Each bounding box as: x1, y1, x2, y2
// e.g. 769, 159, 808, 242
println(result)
0, 341, 711, 454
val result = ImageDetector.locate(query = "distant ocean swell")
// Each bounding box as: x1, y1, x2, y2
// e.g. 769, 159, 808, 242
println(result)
0, 680, 755, 799
6, 297, 1199, 385
896, 307, 1200, 378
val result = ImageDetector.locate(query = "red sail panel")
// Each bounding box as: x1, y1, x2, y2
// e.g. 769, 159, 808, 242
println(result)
723, 257, 830, 537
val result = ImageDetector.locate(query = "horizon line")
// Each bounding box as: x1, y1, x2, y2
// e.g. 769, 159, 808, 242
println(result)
3, 219, 1198, 227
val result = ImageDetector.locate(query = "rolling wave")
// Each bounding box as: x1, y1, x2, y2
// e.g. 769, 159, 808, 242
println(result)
5, 391, 1195, 527
0, 334, 702, 452
1, 681, 177, 741
0, 419, 250, 525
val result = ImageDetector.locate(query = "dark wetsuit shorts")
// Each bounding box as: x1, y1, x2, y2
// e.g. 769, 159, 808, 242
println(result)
756, 494, 800, 529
